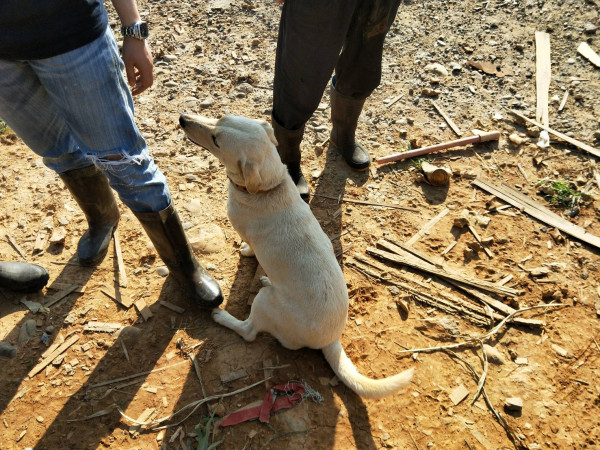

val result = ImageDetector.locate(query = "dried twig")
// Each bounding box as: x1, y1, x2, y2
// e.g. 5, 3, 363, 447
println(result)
396, 303, 564, 354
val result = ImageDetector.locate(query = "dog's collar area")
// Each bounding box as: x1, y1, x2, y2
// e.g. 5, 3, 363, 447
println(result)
228, 177, 278, 194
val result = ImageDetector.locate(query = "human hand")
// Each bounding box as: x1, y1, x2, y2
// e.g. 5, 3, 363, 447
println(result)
122, 37, 154, 95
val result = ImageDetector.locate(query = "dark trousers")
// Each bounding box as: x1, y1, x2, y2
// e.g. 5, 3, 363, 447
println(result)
272, 0, 401, 130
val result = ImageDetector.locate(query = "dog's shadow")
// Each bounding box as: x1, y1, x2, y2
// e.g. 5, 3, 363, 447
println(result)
308, 144, 377, 450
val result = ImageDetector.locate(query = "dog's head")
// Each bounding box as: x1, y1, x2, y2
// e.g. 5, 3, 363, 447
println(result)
179, 114, 286, 194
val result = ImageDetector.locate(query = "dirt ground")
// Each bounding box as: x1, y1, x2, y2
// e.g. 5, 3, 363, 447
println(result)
2, 0, 600, 449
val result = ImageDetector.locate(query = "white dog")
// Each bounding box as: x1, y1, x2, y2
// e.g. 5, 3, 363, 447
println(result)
179, 114, 413, 398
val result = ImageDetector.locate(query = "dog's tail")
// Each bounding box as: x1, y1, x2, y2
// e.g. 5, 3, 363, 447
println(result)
322, 340, 414, 399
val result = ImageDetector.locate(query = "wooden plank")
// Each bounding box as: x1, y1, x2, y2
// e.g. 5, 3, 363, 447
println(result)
101, 286, 133, 309
535, 31, 551, 126
509, 110, 600, 158
84, 322, 123, 333
368, 241, 520, 297
44, 283, 79, 308
431, 100, 463, 137
134, 298, 153, 321
28, 335, 80, 378
113, 231, 128, 288
159, 301, 185, 314
473, 178, 600, 250
406, 208, 450, 246
577, 42, 600, 68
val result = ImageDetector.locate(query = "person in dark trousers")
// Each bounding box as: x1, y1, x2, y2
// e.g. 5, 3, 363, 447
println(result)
272, 0, 401, 199
0, 0, 222, 308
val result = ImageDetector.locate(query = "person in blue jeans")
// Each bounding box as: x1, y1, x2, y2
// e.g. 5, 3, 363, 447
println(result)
0, 0, 222, 308
272, 0, 401, 199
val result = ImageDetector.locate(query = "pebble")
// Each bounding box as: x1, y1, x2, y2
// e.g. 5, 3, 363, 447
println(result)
200, 97, 214, 108
584, 23, 598, 34
483, 344, 506, 365
163, 54, 178, 62
156, 266, 169, 277
504, 397, 523, 413
508, 133, 526, 145
0, 341, 16, 358
18, 319, 37, 344
45, 325, 54, 334
424, 62, 449, 77
164, 80, 178, 88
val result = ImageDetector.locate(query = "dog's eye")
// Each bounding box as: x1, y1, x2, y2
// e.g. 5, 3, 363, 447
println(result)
212, 134, 220, 148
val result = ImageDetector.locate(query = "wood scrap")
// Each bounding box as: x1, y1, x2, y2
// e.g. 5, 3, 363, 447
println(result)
310, 193, 420, 212
431, 100, 463, 136
467, 224, 494, 259
84, 322, 123, 333
5, 233, 27, 261
134, 298, 153, 321
577, 42, 600, 68
535, 31, 551, 127
371, 239, 520, 297
473, 177, 600, 250
508, 110, 600, 158
220, 369, 248, 384
44, 283, 79, 308
129, 407, 156, 437
406, 208, 450, 246
113, 231, 128, 288
421, 162, 452, 186
558, 90, 569, 112
47, 282, 86, 293
441, 241, 457, 256
159, 301, 185, 314
101, 286, 133, 309
517, 163, 530, 183
28, 334, 80, 378
376, 244, 543, 327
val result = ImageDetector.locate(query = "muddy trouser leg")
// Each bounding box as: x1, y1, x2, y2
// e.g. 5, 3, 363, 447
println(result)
329, 0, 402, 169
0, 27, 222, 307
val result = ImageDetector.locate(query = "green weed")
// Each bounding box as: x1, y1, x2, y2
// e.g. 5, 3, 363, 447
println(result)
194, 403, 223, 450
536, 178, 583, 207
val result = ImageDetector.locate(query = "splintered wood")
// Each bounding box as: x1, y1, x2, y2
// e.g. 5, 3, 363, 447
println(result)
535, 31, 551, 127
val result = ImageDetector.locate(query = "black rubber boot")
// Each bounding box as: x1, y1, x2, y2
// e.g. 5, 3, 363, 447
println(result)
59, 165, 120, 266
0, 262, 49, 293
271, 116, 310, 200
133, 203, 223, 309
329, 84, 371, 171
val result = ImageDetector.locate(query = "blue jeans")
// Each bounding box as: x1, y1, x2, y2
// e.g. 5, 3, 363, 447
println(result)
0, 26, 170, 213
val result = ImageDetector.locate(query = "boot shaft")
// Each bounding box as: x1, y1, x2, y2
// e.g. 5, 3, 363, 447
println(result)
329, 85, 366, 150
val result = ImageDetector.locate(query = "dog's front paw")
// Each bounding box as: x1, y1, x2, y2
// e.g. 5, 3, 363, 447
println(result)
211, 308, 227, 324
240, 242, 255, 257
259, 275, 271, 286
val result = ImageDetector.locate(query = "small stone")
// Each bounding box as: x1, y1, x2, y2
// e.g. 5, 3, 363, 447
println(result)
509, 133, 526, 145
0, 342, 17, 358
483, 344, 506, 365
36, 416, 44, 423
49, 228, 67, 244
164, 80, 178, 88
584, 23, 598, 34
18, 319, 37, 344
45, 326, 54, 334
529, 267, 550, 278
552, 344, 569, 357
156, 266, 169, 277
515, 357, 528, 365
200, 97, 214, 108
504, 397, 523, 412
163, 54, 178, 62
424, 63, 449, 77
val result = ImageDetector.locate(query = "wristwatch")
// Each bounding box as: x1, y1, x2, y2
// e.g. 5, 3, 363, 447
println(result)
120, 21, 149, 40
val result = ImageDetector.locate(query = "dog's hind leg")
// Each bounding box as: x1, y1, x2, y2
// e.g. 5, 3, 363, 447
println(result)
212, 308, 258, 342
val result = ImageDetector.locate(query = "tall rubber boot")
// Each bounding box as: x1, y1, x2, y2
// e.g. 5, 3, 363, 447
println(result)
0, 262, 49, 293
133, 203, 223, 309
271, 116, 310, 200
329, 84, 371, 170
59, 165, 120, 266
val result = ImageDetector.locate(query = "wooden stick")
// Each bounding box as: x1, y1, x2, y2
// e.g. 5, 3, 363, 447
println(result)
28, 335, 80, 378
89, 361, 188, 389
517, 163, 530, 183
44, 283, 79, 308
473, 177, 600, 250
310, 193, 420, 212
431, 100, 463, 137
5, 233, 27, 261
558, 91, 569, 112
577, 42, 600, 68
406, 208, 450, 246
508, 110, 600, 158
113, 231, 128, 288
535, 31, 551, 127
377, 131, 500, 164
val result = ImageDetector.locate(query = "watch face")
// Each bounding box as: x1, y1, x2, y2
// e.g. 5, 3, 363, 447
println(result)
139, 22, 149, 38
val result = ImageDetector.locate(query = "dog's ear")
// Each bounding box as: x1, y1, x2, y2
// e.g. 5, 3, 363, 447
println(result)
259, 121, 278, 147
242, 160, 262, 194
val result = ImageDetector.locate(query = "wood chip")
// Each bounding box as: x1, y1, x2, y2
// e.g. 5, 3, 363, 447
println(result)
5, 233, 27, 261
406, 208, 450, 247
44, 283, 79, 308
159, 301, 185, 314
450, 385, 470, 405
134, 298, 153, 321
101, 286, 133, 309
113, 231, 128, 288
28, 334, 80, 378
577, 41, 600, 68
431, 100, 463, 136
84, 322, 123, 333
129, 407, 156, 437
220, 369, 248, 384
